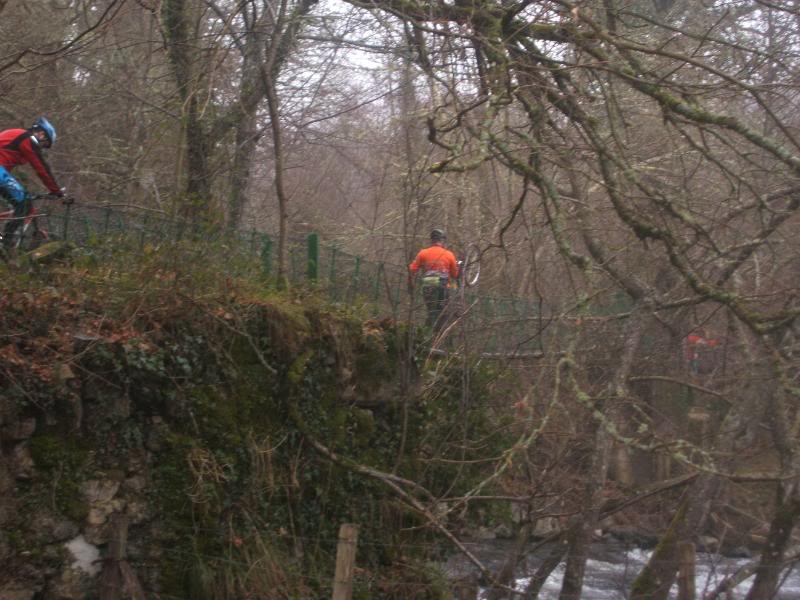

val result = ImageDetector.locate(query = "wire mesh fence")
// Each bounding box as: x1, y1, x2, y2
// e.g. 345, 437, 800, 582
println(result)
38, 201, 633, 356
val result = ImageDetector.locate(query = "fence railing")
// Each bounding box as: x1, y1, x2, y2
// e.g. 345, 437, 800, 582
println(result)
41, 202, 632, 356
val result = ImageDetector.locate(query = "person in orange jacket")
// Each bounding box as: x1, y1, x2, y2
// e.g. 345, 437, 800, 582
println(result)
409, 228, 459, 331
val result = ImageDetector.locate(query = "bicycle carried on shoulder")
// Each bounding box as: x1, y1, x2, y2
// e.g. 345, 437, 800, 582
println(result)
458, 242, 481, 288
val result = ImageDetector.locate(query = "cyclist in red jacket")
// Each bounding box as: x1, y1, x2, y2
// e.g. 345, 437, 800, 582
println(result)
0, 117, 64, 247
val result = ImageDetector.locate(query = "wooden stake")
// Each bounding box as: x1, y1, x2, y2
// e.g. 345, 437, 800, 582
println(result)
99, 513, 146, 600
677, 541, 696, 600
332, 523, 359, 600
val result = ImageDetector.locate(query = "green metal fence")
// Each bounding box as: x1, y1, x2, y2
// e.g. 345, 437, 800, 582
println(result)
39, 203, 631, 356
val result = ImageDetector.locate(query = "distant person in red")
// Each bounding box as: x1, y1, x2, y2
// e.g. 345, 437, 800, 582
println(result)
409, 228, 459, 331
0, 117, 64, 248
685, 328, 719, 375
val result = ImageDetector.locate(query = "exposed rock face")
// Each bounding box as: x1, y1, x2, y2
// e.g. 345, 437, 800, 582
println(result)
2, 417, 36, 441
45, 561, 96, 600
64, 536, 102, 576
82, 478, 124, 537
0, 393, 158, 597
1, 282, 504, 599
10, 442, 34, 480
0, 286, 416, 598
0, 584, 37, 600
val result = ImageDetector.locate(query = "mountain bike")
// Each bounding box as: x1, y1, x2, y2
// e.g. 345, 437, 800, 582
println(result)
449, 241, 480, 325
0, 193, 72, 256
459, 242, 481, 288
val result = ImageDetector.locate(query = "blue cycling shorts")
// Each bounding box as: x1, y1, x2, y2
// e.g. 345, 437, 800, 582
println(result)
0, 166, 26, 204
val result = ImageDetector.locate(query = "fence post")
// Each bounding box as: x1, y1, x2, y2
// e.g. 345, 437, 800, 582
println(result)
291, 244, 299, 282
329, 247, 339, 300
139, 215, 149, 250
349, 256, 361, 303
83, 216, 92, 243
260, 234, 272, 277
482, 297, 495, 352
372, 263, 385, 315
332, 523, 358, 600
677, 541, 695, 600
391, 276, 401, 318
250, 229, 258, 255
61, 202, 72, 241
307, 232, 319, 282
99, 513, 146, 600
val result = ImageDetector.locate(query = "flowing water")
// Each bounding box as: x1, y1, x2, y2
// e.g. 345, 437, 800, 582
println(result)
446, 539, 800, 599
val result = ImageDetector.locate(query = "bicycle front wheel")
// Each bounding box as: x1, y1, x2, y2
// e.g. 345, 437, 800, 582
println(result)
461, 243, 481, 287
17, 217, 52, 252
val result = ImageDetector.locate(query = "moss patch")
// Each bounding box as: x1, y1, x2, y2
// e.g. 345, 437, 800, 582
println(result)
28, 434, 90, 522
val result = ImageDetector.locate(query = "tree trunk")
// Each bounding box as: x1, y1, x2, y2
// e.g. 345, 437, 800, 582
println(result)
558, 423, 611, 600
264, 57, 288, 281
485, 523, 532, 600
260, 0, 318, 279
162, 0, 211, 204
524, 538, 568, 598
229, 116, 259, 231
184, 95, 211, 202
630, 475, 719, 600
745, 486, 800, 599
559, 307, 645, 599
746, 351, 800, 599
227, 30, 263, 231
630, 499, 688, 599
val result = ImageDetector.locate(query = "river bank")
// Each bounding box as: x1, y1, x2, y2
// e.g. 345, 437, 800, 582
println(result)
445, 538, 800, 599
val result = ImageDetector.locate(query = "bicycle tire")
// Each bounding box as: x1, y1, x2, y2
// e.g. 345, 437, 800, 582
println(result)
25, 229, 50, 251
9, 223, 27, 251
16, 219, 51, 252
15, 223, 34, 251
461, 243, 481, 287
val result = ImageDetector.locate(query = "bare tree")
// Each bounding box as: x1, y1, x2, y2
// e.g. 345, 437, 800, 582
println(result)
334, 0, 800, 596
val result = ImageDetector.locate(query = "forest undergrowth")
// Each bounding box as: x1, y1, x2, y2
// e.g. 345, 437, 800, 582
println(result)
1, 240, 772, 600
0, 239, 522, 599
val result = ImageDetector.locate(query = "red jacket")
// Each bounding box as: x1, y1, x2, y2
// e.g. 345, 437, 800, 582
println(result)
409, 244, 459, 281
0, 128, 60, 194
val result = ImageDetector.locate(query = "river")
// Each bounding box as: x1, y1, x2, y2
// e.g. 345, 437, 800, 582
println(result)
445, 539, 800, 599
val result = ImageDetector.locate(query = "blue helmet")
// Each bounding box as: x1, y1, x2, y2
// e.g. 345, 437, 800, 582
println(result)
32, 116, 56, 146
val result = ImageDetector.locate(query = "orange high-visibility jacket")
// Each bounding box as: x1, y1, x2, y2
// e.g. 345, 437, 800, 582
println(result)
409, 244, 459, 281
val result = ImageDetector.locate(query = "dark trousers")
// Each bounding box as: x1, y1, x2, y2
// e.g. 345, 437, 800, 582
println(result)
422, 283, 449, 332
